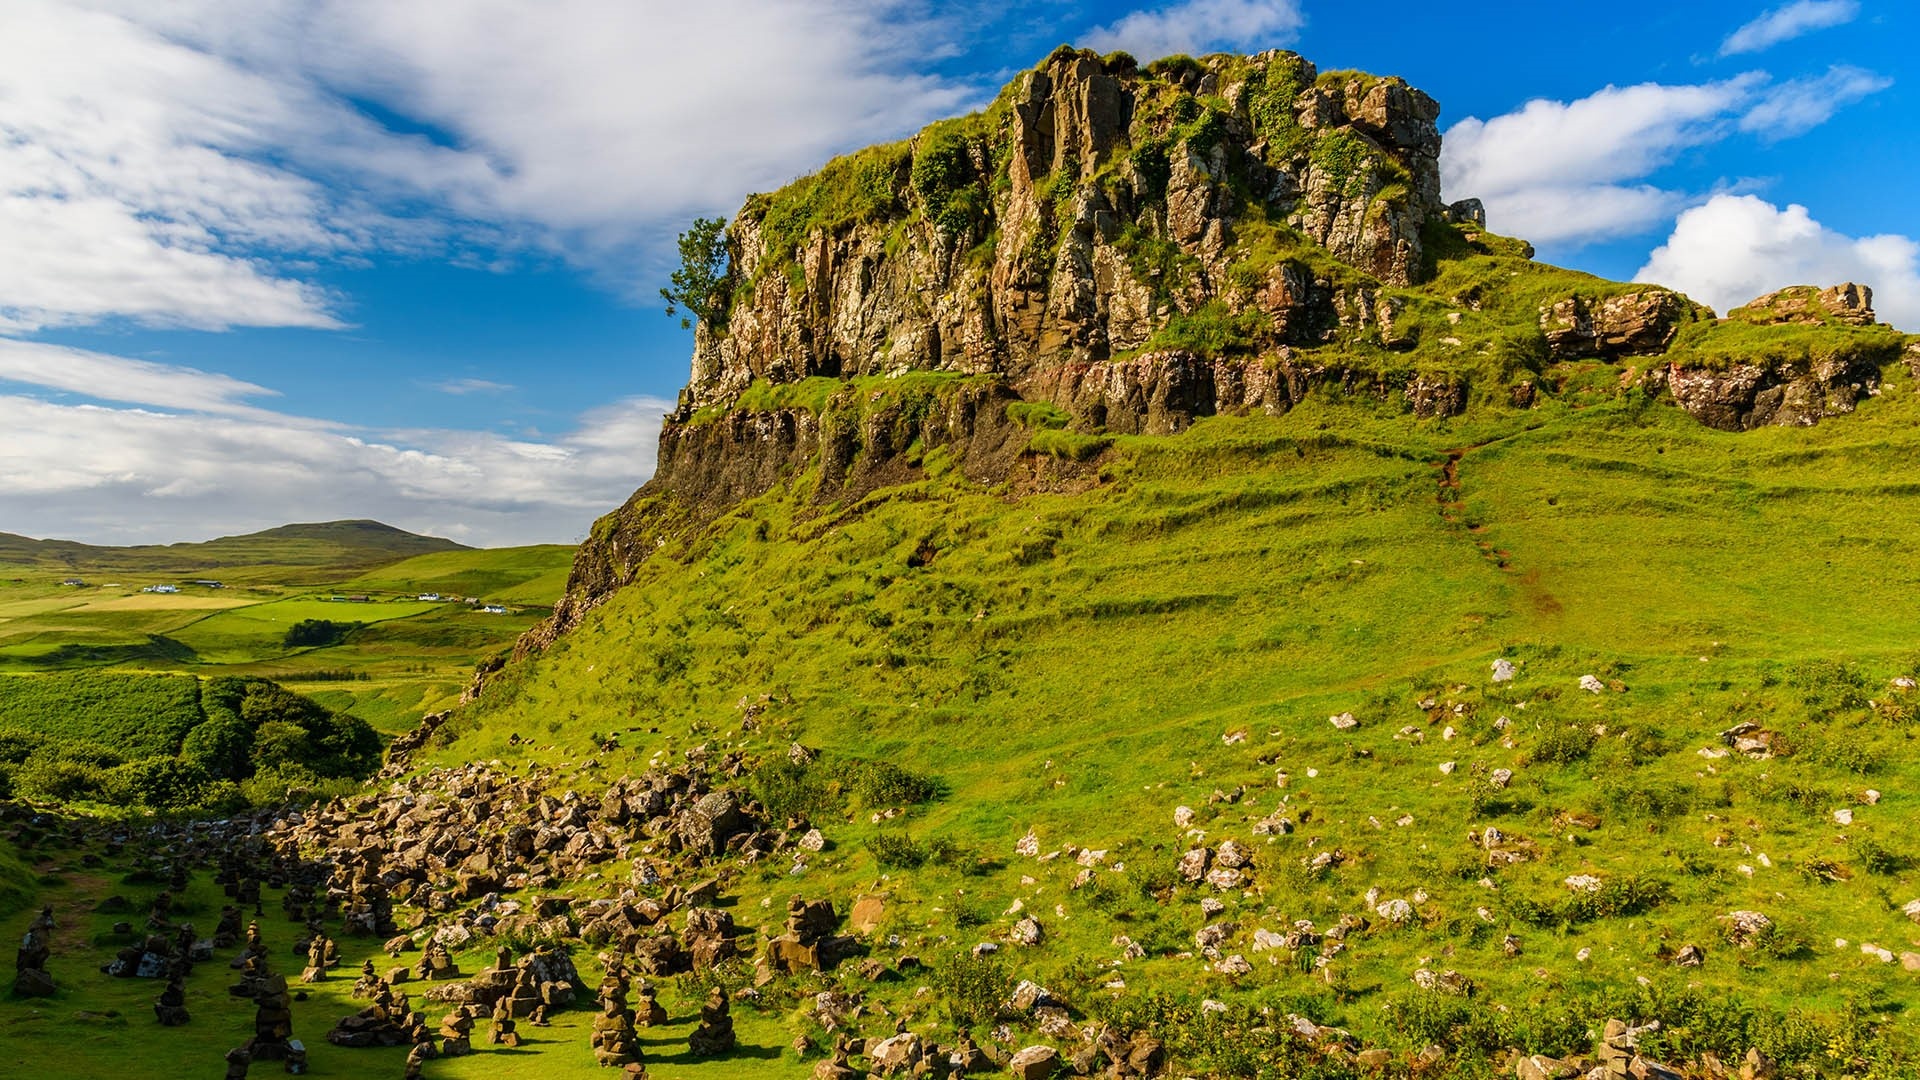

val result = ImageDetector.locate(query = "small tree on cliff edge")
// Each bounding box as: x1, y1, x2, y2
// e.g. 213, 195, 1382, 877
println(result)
660, 216, 730, 330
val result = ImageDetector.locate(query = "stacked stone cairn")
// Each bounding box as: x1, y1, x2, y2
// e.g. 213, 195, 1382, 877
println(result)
489, 996, 520, 1048
14, 904, 55, 996
589, 964, 646, 1070
760, 896, 855, 976
300, 935, 331, 982
326, 976, 414, 1047
687, 985, 735, 1056
438, 1005, 477, 1057
154, 971, 190, 1025
634, 980, 666, 1027
246, 971, 298, 1062
416, 938, 461, 981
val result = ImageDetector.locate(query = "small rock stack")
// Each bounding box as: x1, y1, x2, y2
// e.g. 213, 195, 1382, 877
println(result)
438, 1006, 476, 1056
13, 905, 55, 996
246, 972, 298, 1062
687, 985, 736, 1056
154, 972, 190, 1025
588, 968, 645, 1070
761, 897, 854, 975
416, 938, 461, 981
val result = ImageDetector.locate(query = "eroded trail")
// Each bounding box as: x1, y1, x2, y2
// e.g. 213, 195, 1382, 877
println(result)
1434, 447, 1514, 571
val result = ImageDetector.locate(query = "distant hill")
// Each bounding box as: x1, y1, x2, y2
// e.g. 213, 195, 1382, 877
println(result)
0, 519, 469, 573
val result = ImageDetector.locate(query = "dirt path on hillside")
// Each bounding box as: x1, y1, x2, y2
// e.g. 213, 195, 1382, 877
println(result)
1431, 428, 1564, 620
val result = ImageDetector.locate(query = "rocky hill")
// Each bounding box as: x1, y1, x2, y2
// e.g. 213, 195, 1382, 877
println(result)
525, 47, 1913, 656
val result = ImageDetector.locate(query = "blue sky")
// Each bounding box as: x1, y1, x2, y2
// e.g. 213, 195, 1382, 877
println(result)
0, 0, 1913, 545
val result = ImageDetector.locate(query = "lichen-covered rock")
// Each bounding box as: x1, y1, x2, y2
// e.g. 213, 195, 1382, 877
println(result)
1540, 289, 1701, 360
1732, 283, 1876, 326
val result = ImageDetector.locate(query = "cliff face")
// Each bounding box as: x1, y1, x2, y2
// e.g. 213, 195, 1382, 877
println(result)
685, 49, 1455, 415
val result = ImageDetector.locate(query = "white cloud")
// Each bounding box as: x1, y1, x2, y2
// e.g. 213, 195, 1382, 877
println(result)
0, 381, 672, 546
1084, 0, 1303, 61
1636, 194, 1920, 330
0, 340, 282, 416
1443, 78, 1759, 245
429, 378, 517, 396
1442, 68, 1888, 247
0, 1, 987, 332
1738, 65, 1892, 141
1721, 0, 1859, 57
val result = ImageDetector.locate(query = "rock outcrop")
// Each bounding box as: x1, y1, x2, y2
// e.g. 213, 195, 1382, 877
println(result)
1656, 283, 1904, 431
1540, 290, 1704, 361
685, 49, 1447, 413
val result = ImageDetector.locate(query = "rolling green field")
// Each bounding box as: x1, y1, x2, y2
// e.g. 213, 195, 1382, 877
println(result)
0, 539, 573, 730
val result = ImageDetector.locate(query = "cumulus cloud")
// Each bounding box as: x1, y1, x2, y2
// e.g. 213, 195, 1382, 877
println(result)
1738, 65, 1892, 141
0, 390, 671, 546
0, 1, 987, 332
1721, 0, 1859, 56
1636, 194, 1920, 329
1443, 78, 1760, 245
1443, 68, 1888, 246
1084, 0, 1303, 61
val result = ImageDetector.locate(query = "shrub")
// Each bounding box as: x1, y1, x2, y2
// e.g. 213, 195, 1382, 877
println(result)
1787, 659, 1869, 711
1597, 774, 1692, 819
870, 831, 928, 869
929, 953, 1012, 1027
1526, 723, 1595, 765
748, 759, 837, 821
847, 760, 939, 807
913, 130, 985, 237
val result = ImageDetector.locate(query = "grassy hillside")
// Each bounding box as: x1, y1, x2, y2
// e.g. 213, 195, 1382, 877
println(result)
0, 519, 467, 574
427, 369, 1920, 1075
338, 543, 577, 604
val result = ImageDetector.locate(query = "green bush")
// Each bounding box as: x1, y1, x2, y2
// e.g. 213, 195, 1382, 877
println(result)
1526, 722, 1595, 765
848, 760, 939, 807
869, 831, 928, 869
913, 129, 986, 237
929, 952, 1012, 1027
1145, 301, 1271, 355
0, 672, 376, 812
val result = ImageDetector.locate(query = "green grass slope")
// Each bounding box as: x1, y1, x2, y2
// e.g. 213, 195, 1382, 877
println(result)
430, 370, 1920, 1074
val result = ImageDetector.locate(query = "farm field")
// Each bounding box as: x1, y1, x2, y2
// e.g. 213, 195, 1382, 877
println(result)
0, 526, 573, 731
